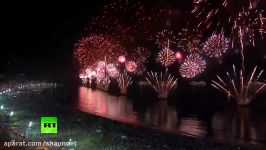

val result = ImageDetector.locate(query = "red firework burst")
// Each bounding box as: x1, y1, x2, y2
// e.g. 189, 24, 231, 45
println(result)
126, 61, 138, 72
86, 0, 180, 47
73, 34, 125, 69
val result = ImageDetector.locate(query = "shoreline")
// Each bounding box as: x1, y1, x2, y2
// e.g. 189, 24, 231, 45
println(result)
0, 85, 265, 149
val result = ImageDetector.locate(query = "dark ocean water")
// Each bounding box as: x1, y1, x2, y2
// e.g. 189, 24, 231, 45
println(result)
75, 86, 266, 148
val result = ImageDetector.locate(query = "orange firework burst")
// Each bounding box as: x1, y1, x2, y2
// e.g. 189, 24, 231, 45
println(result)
126, 61, 138, 72
158, 47, 175, 67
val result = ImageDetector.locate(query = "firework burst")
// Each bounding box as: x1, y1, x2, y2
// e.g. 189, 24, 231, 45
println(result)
232, 9, 266, 48
177, 28, 203, 53
146, 71, 178, 99
126, 61, 138, 72
179, 54, 207, 78
95, 61, 120, 79
134, 5, 180, 42
231, 9, 266, 70
191, 0, 265, 71
132, 47, 151, 63
203, 32, 230, 58
212, 65, 266, 105
191, 0, 261, 31
95, 61, 107, 80
73, 34, 125, 69
156, 30, 177, 48
158, 46, 176, 67
106, 63, 119, 78
131, 47, 151, 73
87, 0, 145, 46
117, 71, 133, 95
86, 0, 180, 47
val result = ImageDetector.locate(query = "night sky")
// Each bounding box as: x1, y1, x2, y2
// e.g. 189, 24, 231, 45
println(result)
0, 1, 108, 77
0, 0, 266, 80
0, 0, 189, 77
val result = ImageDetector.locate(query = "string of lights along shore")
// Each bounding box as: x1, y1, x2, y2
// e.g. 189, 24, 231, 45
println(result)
74, 0, 266, 102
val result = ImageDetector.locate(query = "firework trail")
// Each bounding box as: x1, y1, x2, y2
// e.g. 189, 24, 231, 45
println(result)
191, 0, 261, 31
117, 71, 133, 94
192, 0, 265, 72
145, 71, 178, 99
232, 9, 266, 70
97, 76, 111, 91
212, 65, 266, 105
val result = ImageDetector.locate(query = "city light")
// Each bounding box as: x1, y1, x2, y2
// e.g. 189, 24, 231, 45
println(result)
28, 121, 33, 128
10, 111, 14, 117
